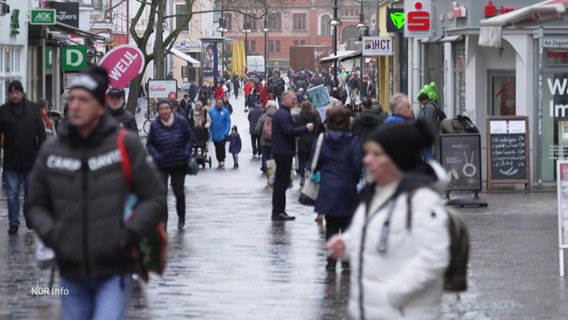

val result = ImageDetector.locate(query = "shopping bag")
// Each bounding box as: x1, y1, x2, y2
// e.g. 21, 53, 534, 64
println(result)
187, 157, 199, 175
299, 172, 319, 206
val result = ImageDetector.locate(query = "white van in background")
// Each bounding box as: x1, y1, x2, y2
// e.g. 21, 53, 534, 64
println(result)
246, 55, 265, 81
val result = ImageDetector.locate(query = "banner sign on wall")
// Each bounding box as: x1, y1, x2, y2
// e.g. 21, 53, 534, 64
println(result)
47, 1, 79, 28
404, 0, 432, 38
201, 39, 220, 86
362, 37, 394, 56
386, 8, 405, 33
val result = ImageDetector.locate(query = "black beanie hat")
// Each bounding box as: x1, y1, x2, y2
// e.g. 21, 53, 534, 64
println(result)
370, 119, 434, 172
67, 65, 109, 107
7, 80, 24, 93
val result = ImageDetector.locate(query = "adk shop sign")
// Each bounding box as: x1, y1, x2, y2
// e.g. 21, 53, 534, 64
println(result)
404, 0, 432, 38
99, 45, 145, 89
62, 46, 86, 71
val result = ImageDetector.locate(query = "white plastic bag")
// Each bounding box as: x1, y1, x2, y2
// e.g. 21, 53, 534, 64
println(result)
34, 234, 55, 270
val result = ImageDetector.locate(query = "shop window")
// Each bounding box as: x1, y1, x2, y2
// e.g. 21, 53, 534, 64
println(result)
176, 5, 189, 31
268, 14, 281, 32
489, 72, 516, 116
293, 14, 306, 31
321, 15, 331, 36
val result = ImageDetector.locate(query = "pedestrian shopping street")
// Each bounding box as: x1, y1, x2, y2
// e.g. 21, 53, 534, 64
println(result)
0, 94, 567, 319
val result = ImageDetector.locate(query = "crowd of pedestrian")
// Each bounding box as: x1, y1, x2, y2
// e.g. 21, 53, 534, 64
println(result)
0, 62, 455, 319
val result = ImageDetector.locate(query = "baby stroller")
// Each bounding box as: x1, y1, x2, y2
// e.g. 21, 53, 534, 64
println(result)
192, 126, 212, 168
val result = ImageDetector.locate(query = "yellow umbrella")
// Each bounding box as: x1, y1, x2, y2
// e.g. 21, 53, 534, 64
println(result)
233, 40, 244, 78
239, 39, 246, 77
231, 41, 239, 77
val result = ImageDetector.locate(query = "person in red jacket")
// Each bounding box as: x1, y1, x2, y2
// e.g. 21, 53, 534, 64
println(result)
258, 80, 269, 108
243, 80, 253, 112
214, 82, 224, 100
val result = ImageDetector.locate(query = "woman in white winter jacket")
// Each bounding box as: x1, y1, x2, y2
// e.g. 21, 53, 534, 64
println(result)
326, 119, 450, 320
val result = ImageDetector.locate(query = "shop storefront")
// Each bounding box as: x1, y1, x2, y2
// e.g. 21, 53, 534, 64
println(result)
541, 37, 568, 181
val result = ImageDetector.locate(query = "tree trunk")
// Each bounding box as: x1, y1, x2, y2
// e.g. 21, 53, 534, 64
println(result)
154, 0, 166, 79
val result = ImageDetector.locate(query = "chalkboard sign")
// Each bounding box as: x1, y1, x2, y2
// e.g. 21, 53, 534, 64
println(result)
486, 116, 530, 190
440, 134, 482, 192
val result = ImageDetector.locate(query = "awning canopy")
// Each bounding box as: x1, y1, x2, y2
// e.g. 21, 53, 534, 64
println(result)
170, 47, 201, 67
419, 36, 442, 44
479, 0, 568, 47
439, 35, 464, 43
319, 50, 357, 63
50, 22, 112, 43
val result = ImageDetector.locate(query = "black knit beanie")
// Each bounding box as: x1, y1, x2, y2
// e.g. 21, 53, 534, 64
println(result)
67, 65, 109, 107
370, 119, 434, 172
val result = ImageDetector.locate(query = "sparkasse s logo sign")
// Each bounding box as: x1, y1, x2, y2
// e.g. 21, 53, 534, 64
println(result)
404, 0, 432, 38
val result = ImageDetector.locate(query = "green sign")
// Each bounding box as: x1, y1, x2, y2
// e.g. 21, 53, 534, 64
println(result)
30, 9, 56, 25
386, 8, 404, 33
62, 46, 87, 71
45, 47, 53, 70
10, 9, 19, 36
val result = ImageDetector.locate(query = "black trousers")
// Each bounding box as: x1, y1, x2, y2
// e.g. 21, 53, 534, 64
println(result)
159, 167, 187, 227
213, 140, 226, 162
272, 154, 293, 214
325, 216, 352, 241
261, 145, 272, 172
250, 134, 261, 156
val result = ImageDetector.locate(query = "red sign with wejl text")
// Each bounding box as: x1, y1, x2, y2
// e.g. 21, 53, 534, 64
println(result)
99, 45, 145, 89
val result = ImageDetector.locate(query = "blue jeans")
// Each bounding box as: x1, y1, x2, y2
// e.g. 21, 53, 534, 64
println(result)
4, 170, 30, 226
61, 274, 132, 320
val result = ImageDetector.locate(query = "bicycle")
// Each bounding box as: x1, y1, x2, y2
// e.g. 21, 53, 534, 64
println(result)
140, 99, 158, 135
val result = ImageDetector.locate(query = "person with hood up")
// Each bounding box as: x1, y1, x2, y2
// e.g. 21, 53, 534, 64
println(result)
326, 119, 450, 319
313, 106, 362, 270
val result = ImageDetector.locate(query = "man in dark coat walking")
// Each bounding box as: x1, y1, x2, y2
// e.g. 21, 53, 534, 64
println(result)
271, 91, 314, 221
106, 88, 138, 134
0, 80, 46, 234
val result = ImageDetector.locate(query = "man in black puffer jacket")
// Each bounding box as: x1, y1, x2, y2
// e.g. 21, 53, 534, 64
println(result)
27, 66, 166, 319
0, 80, 46, 235
106, 87, 138, 134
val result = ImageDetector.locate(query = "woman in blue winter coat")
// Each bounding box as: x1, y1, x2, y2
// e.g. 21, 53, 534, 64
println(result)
146, 100, 195, 231
313, 105, 362, 272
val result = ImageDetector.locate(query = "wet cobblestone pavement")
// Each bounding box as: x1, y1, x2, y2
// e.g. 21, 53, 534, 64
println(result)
0, 95, 567, 319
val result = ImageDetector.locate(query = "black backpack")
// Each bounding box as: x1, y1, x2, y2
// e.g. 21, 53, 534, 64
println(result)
456, 115, 479, 133
407, 191, 469, 292
427, 101, 446, 122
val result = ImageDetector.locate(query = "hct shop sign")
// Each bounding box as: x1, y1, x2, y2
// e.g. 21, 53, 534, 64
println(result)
362, 37, 393, 56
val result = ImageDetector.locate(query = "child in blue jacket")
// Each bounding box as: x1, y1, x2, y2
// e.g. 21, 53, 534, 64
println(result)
228, 125, 242, 168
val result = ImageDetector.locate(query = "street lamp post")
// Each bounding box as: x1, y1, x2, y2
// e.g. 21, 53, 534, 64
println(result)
330, 0, 342, 86
243, 21, 251, 73
357, 1, 368, 73
216, 13, 228, 82
262, 17, 271, 80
